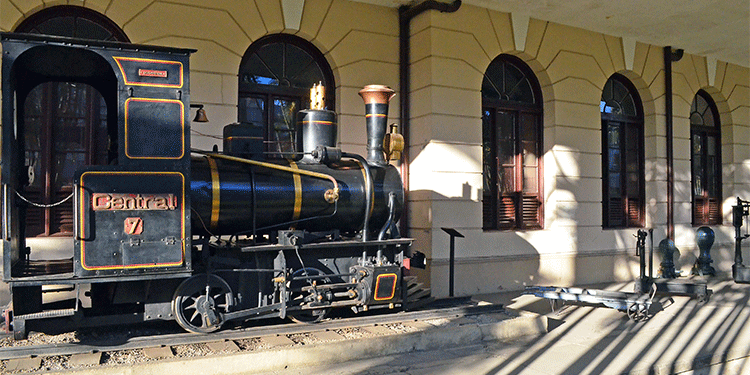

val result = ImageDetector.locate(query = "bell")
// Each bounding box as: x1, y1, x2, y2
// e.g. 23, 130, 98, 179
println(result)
193, 106, 209, 122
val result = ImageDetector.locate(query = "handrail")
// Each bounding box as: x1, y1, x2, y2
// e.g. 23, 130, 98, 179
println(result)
2, 184, 9, 241
191, 150, 340, 203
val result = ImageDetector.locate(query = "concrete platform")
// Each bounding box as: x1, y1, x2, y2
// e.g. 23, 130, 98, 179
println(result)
257, 277, 750, 375
13, 277, 750, 374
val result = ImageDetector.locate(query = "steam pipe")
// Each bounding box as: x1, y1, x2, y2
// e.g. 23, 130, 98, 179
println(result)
399, 0, 462, 237
378, 192, 400, 240
342, 152, 373, 242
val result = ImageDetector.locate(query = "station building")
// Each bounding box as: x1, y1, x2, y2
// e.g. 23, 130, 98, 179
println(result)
1, 0, 748, 297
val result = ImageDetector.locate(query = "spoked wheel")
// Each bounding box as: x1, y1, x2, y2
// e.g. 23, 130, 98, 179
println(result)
172, 274, 233, 333
627, 303, 649, 322
288, 268, 331, 324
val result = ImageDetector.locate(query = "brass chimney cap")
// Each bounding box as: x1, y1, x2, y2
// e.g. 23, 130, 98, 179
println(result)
358, 85, 396, 104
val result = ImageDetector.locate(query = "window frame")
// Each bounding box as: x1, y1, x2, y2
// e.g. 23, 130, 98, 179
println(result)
16, 5, 130, 42
238, 34, 334, 159
482, 55, 544, 231
690, 90, 722, 226
601, 74, 645, 229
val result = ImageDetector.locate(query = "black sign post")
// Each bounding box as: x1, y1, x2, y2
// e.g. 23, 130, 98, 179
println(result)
441, 227, 464, 297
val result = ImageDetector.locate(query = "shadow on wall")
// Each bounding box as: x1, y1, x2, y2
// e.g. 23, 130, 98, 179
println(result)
405, 138, 726, 295
413, 172, 626, 296
409, 185, 541, 297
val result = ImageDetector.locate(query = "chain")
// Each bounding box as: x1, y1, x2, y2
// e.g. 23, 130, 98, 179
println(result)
15, 190, 74, 208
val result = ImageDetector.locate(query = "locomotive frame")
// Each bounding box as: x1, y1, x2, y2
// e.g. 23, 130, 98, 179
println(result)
0, 33, 429, 339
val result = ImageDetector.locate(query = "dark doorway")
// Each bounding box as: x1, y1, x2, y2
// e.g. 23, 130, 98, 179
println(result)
15, 6, 128, 236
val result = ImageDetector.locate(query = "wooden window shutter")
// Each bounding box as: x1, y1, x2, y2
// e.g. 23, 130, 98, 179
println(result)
497, 194, 517, 229
694, 197, 721, 226
521, 194, 542, 229
52, 190, 75, 234
627, 198, 642, 227
607, 197, 625, 227
707, 198, 720, 224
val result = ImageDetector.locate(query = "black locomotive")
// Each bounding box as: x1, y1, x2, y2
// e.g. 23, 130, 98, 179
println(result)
0, 33, 429, 339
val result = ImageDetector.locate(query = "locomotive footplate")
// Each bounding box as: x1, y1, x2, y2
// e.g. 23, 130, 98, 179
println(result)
236, 237, 413, 253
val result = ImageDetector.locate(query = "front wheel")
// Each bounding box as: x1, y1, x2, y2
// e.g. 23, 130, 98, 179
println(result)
288, 268, 331, 324
172, 274, 233, 333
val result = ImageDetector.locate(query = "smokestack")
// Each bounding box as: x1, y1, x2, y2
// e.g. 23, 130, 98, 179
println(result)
359, 85, 396, 167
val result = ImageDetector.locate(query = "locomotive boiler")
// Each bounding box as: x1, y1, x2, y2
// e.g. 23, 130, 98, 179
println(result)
0, 33, 429, 338
190, 85, 405, 239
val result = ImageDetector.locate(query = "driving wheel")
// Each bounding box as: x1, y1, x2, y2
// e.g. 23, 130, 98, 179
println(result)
172, 274, 233, 333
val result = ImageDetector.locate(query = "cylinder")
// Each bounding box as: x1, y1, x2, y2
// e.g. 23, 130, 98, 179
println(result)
296, 109, 337, 164
359, 85, 395, 167
189, 156, 403, 237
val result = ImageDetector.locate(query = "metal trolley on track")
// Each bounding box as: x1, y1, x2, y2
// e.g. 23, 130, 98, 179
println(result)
524, 284, 656, 321
523, 229, 706, 321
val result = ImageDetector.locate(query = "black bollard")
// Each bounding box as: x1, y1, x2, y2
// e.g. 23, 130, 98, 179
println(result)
658, 238, 679, 278
692, 226, 716, 276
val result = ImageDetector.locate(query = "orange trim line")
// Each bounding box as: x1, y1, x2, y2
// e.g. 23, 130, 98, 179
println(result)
79, 171, 186, 271
113, 56, 184, 88
373, 273, 398, 301
124, 98, 185, 160
300, 120, 335, 125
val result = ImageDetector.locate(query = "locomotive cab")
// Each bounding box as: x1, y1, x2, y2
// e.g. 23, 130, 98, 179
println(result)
2, 33, 194, 337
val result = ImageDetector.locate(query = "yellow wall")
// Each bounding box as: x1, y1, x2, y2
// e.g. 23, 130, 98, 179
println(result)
407, 4, 749, 296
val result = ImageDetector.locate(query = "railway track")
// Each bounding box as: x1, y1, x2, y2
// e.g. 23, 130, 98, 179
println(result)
0, 299, 506, 364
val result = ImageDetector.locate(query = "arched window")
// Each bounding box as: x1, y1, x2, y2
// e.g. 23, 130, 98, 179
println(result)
691, 90, 722, 225
482, 55, 543, 230
16, 5, 129, 41
239, 34, 334, 159
601, 74, 644, 228
15, 6, 128, 237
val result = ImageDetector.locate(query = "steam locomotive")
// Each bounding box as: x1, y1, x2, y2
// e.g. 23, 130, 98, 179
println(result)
0, 33, 429, 339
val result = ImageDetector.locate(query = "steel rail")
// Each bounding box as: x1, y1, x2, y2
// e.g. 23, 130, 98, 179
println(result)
0, 302, 504, 360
